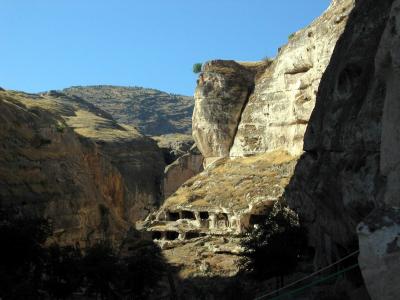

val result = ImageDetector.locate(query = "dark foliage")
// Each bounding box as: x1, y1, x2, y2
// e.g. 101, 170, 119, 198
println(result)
242, 201, 307, 282
82, 242, 121, 299
0, 211, 166, 300
120, 240, 166, 298
0, 211, 52, 299
43, 245, 83, 299
193, 63, 202, 74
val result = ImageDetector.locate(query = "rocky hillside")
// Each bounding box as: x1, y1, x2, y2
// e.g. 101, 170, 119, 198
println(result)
61, 85, 193, 136
0, 89, 165, 247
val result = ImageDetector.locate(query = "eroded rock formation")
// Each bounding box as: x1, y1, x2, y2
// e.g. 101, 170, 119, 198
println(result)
0, 90, 164, 247
193, 60, 260, 166
144, 0, 357, 281
283, 0, 400, 298
193, 0, 354, 167
285, 0, 394, 264
163, 145, 203, 199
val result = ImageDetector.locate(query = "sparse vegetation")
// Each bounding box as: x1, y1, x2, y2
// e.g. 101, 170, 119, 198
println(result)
288, 32, 296, 39
193, 63, 202, 74
55, 121, 66, 133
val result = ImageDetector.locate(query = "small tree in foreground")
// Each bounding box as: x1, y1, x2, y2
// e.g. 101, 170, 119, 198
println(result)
193, 63, 202, 74
242, 201, 307, 288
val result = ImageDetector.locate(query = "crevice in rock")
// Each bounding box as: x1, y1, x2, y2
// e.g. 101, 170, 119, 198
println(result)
228, 84, 255, 154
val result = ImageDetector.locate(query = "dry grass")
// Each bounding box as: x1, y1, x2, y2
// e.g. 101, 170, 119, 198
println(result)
163, 150, 298, 212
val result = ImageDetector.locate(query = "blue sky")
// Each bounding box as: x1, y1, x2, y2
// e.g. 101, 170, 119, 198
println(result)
0, 1, 331, 96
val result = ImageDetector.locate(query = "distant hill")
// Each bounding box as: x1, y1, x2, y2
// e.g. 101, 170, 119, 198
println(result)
61, 85, 194, 136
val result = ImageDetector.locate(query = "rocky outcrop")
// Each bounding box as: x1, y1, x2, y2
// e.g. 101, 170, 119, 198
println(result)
285, 0, 394, 266
0, 90, 164, 247
163, 145, 203, 199
146, 151, 296, 234
193, 60, 260, 166
153, 133, 196, 164
144, 0, 356, 282
141, 150, 297, 278
152, 134, 204, 199
193, 0, 354, 165
358, 208, 400, 300
282, 0, 400, 297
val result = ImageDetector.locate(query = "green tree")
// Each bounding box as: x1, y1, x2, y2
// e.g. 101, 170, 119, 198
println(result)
193, 63, 202, 74
242, 201, 307, 288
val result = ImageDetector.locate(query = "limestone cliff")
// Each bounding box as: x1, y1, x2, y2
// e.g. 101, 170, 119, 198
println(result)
144, 0, 356, 282
0, 90, 164, 247
283, 0, 400, 298
193, 0, 354, 166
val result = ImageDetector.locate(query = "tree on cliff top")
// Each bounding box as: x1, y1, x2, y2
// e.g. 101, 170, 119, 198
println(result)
193, 63, 202, 73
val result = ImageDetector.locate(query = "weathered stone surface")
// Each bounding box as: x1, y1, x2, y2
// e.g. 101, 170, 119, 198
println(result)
146, 0, 357, 283
358, 208, 400, 300
192, 60, 260, 163
192, 0, 354, 163
0, 90, 164, 246
163, 145, 203, 199
284, 2, 400, 298
230, 0, 354, 158
153, 133, 195, 164
142, 151, 297, 240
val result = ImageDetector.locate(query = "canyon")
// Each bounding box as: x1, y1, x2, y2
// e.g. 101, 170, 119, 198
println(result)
1, 0, 400, 298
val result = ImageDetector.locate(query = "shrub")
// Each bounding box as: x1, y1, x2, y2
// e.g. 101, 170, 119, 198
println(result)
55, 121, 66, 133
242, 201, 307, 286
193, 63, 202, 74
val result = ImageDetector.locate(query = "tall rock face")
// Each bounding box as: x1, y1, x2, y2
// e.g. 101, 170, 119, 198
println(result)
284, 0, 400, 297
193, 0, 354, 166
192, 60, 259, 166
0, 90, 164, 246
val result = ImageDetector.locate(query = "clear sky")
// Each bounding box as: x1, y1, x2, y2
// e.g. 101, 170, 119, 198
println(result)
0, 1, 331, 96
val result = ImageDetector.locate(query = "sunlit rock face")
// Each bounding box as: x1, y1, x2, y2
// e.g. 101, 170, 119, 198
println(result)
230, 0, 354, 158
0, 90, 165, 247
192, 0, 354, 167
192, 60, 257, 166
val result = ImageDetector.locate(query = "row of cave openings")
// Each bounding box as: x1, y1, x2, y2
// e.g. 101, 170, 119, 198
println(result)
151, 210, 267, 241
165, 210, 232, 229
151, 230, 206, 241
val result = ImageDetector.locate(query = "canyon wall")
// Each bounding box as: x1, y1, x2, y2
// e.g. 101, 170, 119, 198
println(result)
0, 90, 164, 247
283, 0, 400, 298
145, 0, 357, 281
193, 0, 354, 166
162, 0, 400, 296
